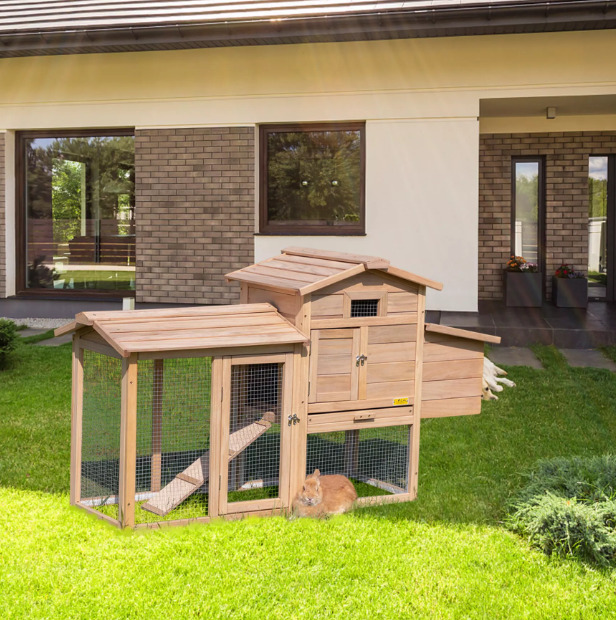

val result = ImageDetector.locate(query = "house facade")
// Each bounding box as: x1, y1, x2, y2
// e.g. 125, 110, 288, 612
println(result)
0, 1, 615, 317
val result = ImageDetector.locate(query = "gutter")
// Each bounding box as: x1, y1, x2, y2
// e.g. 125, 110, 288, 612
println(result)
0, 1, 614, 58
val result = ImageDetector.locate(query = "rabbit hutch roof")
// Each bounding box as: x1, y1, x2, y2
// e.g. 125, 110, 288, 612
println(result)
55, 303, 308, 357
225, 247, 444, 294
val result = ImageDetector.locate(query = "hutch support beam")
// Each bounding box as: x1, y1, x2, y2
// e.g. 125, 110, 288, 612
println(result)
119, 354, 138, 528
410, 289, 426, 499
70, 337, 84, 506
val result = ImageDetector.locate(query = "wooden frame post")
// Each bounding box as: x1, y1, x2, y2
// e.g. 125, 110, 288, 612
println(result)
208, 357, 223, 519
217, 356, 232, 516
278, 351, 296, 508
119, 354, 138, 528
150, 359, 164, 492
409, 288, 426, 499
343, 430, 359, 478
70, 336, 84, 506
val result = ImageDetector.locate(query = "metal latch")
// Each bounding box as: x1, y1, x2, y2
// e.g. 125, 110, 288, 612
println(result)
288, 413, 300, 426
356, 354, 368, 367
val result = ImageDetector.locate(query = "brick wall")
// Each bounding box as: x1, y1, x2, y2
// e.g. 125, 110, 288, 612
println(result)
479, 131, 616, 300
135, 127, 255, 304
0, 133, 5, 297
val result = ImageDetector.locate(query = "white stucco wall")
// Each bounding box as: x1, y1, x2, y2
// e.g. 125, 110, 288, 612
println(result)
256, 118, 479, 311
1, 29, 616, 309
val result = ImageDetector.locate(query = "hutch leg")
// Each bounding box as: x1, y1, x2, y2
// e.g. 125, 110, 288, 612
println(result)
343, 430, 359, 478
70, 337, 84, 506
410, 290, 426, 499
208, 357, 224, 519
119, 354, 138, 528
217, 356, 233, 516
278, 351, 296, 508
151, 359, 164, 493
289, 344, 309, 502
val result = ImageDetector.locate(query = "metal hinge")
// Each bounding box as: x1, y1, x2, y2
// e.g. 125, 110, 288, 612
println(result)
288, 413, 300, 426
219, 475, 221, 490
308, 381, 311, 396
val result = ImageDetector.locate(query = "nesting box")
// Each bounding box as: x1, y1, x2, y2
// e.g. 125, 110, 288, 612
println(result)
59, 247, 499, 529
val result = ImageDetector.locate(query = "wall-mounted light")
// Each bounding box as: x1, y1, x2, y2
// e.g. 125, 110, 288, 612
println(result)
546, 106, 557, 120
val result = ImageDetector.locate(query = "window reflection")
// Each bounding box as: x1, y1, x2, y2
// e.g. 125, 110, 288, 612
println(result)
24, 134, 135, 292
514, 161, 540, 264
588, 156, 608, 299
262, 124, 364, 233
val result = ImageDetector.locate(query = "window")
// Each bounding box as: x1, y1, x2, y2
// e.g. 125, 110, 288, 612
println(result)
259, 123, 365, 235
17, 130, 135, 295
511, 157, 545, 271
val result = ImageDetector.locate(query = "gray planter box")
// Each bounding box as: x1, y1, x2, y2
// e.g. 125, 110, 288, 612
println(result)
552, 276, 588, 308
504, 271, 543, 307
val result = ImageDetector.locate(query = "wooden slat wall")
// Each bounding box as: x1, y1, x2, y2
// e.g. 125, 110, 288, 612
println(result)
421, 332, 484, 418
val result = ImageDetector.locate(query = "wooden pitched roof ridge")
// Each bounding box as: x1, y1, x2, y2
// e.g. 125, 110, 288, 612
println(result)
225, 246, 443, 295
55, 303, 308, 357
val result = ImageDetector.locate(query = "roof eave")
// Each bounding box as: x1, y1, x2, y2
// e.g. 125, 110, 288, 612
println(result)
0, 2, 615, 58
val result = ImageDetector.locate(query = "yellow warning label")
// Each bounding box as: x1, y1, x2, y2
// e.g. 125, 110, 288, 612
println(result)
393, 397, 409, 406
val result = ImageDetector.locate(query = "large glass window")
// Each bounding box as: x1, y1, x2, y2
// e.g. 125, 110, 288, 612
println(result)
512, 157, 544, 269
18, 131, 135, 294
260, 123, 365, 234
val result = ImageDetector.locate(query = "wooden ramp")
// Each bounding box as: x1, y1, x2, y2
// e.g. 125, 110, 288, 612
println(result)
141, 412, 276, 516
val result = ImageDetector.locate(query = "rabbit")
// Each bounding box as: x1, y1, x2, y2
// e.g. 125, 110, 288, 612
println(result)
292, 469, 357, 518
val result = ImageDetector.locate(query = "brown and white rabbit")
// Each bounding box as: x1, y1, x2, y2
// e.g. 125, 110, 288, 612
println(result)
292, 469, 357, 518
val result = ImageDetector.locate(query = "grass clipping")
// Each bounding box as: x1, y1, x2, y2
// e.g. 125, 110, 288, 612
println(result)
507, 455, 616, 566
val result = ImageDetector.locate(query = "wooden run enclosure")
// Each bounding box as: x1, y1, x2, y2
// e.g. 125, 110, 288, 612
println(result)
58, 247, 500, 529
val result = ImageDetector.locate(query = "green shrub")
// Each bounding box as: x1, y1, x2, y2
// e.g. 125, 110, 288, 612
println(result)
515, 455, 616, 504
509, 493, 616, 566
0, 318, 19, 368
507, 455, 616, 566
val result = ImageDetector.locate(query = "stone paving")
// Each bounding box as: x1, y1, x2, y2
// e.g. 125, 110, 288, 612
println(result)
18, 328, 50, 338
488, 346, 544, 369
559, 348, 616, 371
36, 333, 73, 347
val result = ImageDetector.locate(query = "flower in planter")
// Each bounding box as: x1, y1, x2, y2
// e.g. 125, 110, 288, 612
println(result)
555, 263, 585, 279
506, 255, 538, 273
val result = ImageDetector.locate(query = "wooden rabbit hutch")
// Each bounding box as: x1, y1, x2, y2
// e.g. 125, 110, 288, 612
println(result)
58, 247, 499, 529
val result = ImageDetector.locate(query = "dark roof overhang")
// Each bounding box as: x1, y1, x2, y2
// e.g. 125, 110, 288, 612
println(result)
0, 1, 615, 58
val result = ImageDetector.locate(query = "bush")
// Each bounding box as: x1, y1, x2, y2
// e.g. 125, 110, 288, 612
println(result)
509, 493, 616, 566
507, 455, 616, 566
0, 319, 19, 368
514, 455, 616, 504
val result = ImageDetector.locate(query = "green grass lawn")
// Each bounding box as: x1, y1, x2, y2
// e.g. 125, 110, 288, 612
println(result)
2, 342, 616, 618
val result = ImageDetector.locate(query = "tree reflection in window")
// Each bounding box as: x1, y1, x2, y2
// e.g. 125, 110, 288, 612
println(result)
23, 133, 135, 292
262, 124, 364, 234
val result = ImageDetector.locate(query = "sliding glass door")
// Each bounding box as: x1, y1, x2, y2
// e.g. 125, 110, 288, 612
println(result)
18, 130, 135, 295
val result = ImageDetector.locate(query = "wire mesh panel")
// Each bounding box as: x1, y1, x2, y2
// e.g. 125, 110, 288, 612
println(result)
306, 426, 410, 499
350, 298, 380, 317
227, 363, 283, 505
136, 357, 212, 524
80, 350, 122, 521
